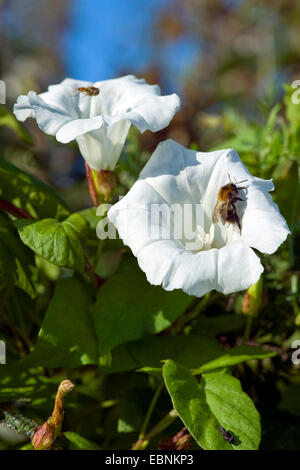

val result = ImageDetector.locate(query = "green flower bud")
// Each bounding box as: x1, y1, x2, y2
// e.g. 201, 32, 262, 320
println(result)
242, 276, 264, 317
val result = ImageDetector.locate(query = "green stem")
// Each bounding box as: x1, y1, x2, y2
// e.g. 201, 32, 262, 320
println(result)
93, 239, 104, 270
291, 273, 300, 318
171, 292, 216, 334
132, 409, 178, 450
138, 382, 163, 441
242, 316, 253, 344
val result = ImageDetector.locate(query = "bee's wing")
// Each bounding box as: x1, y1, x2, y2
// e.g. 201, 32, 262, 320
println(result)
212, 202, 220, 223
219, 201, 231, 225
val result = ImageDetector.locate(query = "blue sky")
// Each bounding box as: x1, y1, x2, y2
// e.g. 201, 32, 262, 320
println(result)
62, 0, 199, 93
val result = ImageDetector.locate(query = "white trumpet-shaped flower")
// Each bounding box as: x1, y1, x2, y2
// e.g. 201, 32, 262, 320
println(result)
13, 75, 180, 171
108, 139, 290, 297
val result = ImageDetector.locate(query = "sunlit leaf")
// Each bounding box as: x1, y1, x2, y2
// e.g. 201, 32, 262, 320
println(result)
163, 360, 261, 450
17, 213, 88, 272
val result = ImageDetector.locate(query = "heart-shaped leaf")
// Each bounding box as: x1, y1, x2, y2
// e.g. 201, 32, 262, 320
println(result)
163, 359, 261, 450
92, 257, 192, 355
17, 213, 88, 272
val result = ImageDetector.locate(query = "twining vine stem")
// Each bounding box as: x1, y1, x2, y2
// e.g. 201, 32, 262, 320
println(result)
132, 409, 178, 450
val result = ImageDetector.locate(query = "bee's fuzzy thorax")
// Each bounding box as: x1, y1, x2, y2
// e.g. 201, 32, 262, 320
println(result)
217, 183, 238, 202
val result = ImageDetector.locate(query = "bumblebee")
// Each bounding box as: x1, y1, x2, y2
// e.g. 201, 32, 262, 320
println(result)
212, 175, 248, 234
77, 86, 100, 96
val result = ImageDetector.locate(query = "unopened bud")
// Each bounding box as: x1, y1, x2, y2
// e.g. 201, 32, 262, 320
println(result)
158, 427, 191, 450
31, 422, 55, 450
242, 276, 264, 317
32, 380, 74, 450
97, 169, 116, 202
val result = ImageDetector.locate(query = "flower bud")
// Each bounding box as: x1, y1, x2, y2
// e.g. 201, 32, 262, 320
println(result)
158, 427, 191, 450
32, 380, 75, 450
31, 422, 55, 450
97, 169, 116, 202
242, 276, 264, 317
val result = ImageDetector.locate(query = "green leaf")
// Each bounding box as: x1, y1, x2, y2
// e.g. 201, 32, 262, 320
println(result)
98, 343, 140, 374
0, 213, 37, 297
274, 160, 299, 228
98, 335, 222, 375
192, 345, 277, 374
79, 207, 101, 232
264, 104, 281, 136
130, 335, 222, 370
17, 213, 88, 272
0, 104, 33, 145
0, 367, 62, 403
92, 257, 192, 355
163, 360, 261, 450
192, 314, 246, 337
64, 432, 101, 450
118, 387, 152, 433
216, 131, 258, 153
23, 278, 98, 368
0, 158, 70, 220
2, 411, 37, 438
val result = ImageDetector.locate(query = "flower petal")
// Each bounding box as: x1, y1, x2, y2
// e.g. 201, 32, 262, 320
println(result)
14, 91, 75, 137
137, 239, 263, 296
76, 119, 131, 171
102, 94, 180, 133
202, 147, 290, 253
108, 139, 289, 297
109, 218, 263, 296
108, 179, 168, 255
94, 75, 161, 115
14, 76, 180, 172
13, 94, 35, 122
108, 162, 264, 297
93, 75, 180, 132
241, 185, 290, 254
56, 116, 103, 143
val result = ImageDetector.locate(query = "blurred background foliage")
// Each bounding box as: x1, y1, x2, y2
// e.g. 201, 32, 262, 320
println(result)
1, 0, 300, 203
0, 0, 299, 450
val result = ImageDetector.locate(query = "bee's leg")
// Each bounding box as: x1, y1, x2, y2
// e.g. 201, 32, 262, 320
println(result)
231, 196, 246, 203
232, 203, 242, 234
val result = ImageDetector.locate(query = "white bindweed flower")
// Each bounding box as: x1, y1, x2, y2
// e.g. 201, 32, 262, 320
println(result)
108, 139, 290, 297
13, 75, 180, 171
